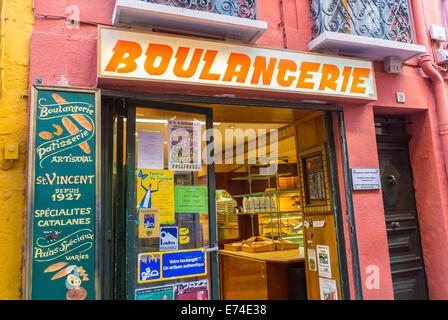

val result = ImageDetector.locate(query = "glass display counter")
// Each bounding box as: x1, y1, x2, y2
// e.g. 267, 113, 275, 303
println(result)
216, 189, 304, 245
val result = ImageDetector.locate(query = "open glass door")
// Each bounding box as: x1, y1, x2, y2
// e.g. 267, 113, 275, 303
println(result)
124, 101, 218, 300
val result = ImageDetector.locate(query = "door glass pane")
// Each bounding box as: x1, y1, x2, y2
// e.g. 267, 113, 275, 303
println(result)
133, 107, 211, 300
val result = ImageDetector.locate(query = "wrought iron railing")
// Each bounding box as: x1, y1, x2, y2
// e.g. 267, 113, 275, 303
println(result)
309, 0, 414, 43
139, 0, 257, 19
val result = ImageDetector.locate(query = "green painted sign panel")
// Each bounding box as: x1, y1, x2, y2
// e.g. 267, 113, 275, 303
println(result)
174, 186, 208, 213
28, 86, 99, 300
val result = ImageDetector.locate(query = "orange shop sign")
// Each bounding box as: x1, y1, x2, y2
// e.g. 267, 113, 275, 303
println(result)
98, 26, 377, 100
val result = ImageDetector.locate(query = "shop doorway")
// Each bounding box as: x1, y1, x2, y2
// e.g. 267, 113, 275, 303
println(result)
101, 96, 350, 300
375, 116, 429, 300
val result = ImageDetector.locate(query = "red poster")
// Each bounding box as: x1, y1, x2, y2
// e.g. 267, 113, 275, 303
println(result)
174, 280, 209, 300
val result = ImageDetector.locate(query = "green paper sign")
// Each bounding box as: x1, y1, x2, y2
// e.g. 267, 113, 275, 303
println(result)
174, 186, 208, 213
135, 286, 174, 300
27, 86, 100, 300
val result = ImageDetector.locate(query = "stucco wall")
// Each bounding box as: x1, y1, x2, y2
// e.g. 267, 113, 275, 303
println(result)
0, 0, 34, 299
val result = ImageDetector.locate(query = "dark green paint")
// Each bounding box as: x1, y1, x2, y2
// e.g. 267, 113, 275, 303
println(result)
31, 89, 98, 300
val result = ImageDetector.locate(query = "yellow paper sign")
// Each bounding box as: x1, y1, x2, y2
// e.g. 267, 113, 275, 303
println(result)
137, 169, 175, 225
138, 209, 160, 239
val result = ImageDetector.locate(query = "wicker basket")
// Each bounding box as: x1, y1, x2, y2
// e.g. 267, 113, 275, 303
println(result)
241, 243, 276, 253
224, 242, 243, 251
274, 241, 299, 251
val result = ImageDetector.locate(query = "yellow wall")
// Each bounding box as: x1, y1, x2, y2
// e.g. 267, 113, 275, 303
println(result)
0, 0, 34, 299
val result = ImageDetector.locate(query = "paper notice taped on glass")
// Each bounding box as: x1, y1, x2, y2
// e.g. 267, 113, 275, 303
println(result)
138, 131, 164, 169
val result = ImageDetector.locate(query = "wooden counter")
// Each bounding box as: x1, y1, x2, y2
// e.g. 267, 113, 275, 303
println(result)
218, 248, 307, 300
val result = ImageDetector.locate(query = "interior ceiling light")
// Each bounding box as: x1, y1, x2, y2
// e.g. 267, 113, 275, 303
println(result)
134, 118, 221, 126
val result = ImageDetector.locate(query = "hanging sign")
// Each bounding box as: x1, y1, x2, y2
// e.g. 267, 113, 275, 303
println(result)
99, 26, 377, 100
26, 85, 100, 300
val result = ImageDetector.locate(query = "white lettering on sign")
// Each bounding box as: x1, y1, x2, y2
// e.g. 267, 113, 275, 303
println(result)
99, 26, 377, 100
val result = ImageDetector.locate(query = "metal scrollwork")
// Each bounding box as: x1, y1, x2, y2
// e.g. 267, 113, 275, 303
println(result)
141, 0, 257, 19
309, 0, 413, 43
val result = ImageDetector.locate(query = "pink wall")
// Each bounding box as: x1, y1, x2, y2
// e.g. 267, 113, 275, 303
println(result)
342, 104, 395, 300
28, 0, 448, 299
406, 102, 448, 299
30, 0, 114, 88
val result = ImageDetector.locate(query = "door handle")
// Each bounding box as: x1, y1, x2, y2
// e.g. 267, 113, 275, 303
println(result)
391, 221, 401, 229
388, 175, 396, 185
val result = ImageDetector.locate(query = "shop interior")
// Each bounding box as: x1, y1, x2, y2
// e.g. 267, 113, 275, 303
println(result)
131, 103, 340, 300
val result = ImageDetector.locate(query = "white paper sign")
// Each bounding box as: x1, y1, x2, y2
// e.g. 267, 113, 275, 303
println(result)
137, 131, 164, 169
319, 277, 338, 300
316, 245, 332, 278
313, 220, 325, 228
307, 249, 317, 271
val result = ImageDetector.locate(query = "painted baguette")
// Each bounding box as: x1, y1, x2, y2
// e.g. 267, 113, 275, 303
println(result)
51, 265, 76, 280
52, 94, 93, 131
52, 93, 68, 105
71, 114, 93, 131
62, 117, 91, 154
39, 131, 54, 140
44, 261, 68, 273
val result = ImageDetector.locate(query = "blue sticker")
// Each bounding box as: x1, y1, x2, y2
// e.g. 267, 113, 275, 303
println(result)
138, 249, 207, 283
138, 253, 161, 282
144, 214, 155, 229
161, 250, 206, 279
160, 227, 178, 251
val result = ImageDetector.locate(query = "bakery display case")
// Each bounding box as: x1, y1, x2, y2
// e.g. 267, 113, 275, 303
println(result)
216, 160, 306, 300
216, 189, 239, 241
216, 161, 304, 246
214, 115, 338, 301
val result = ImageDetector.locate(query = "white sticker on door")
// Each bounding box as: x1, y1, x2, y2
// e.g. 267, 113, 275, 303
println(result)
307, 249, 317, 271
316, 245, 332, 278
319, 277, 338, 300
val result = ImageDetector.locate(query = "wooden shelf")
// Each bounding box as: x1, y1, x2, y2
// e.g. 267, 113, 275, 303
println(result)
233, 188, 301, 198
230, 172, 293, 181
